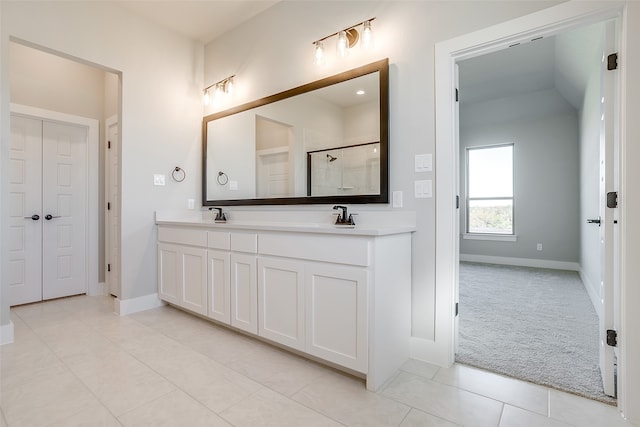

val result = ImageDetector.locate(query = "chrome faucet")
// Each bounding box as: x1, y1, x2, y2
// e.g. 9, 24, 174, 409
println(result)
333, 205, 355, 225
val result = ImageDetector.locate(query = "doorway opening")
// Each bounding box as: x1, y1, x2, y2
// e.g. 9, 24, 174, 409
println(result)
453, 19, 619, 403
8, 40, 121, 305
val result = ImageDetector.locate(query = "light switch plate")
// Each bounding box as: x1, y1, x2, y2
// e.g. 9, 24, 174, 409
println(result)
153, 174, 165, 186
187, 199, 195, 210
229, 180, 238, 191
392, 191, 403, 208
415, 154, 433, 172
414, 180, 432, 198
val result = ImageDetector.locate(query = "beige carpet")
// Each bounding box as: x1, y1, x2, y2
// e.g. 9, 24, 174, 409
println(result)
456, 261, 616, 404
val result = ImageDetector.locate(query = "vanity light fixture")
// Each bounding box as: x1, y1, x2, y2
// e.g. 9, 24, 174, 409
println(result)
312, 18, 375, 64
203, 74, 235, 105
313, 40, 325, 66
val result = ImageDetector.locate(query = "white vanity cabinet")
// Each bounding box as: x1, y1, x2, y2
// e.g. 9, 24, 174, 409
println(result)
305, 262, 368, 373
156, 220, 413, 391
229, 232, 258, 334
157, 228, 208, 316
257, 257, 305, 351
207, 231, 231, 324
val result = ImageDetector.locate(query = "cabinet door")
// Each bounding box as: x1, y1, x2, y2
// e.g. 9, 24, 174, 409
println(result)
305, 263, 368, 373
208, 249, 230, 324
179, 246, 208, 316
158, 243, 179, 305
230, 253, 257, 334
258, 257, 305, 351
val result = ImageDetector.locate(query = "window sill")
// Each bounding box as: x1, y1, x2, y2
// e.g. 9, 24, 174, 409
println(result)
462, 233, 517, 242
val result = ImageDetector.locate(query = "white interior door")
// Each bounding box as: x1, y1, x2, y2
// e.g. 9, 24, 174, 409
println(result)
8, 115, 43, 305
105, 116, 121, 297
8, 113, 88, 305
41, 121, 87, 300
256, 148, 290, 197
598, 20, 617, 398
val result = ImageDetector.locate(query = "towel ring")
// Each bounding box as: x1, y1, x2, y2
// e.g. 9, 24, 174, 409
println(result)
217, 171, 228, 185
172, 166, 186, 182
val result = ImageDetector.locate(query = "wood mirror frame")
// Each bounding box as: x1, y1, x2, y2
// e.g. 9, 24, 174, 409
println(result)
202, 58, 389, 206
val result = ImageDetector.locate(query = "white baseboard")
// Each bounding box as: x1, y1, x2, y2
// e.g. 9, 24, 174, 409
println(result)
409, 337, 452, 368
579, 269, 601, 318
115, 293, 165, 316
460, 254, 579, 271
88, 281, 108, 296
0, 321, 15, 346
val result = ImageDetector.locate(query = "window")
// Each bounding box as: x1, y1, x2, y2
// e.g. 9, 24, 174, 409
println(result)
466, 144, 513, 235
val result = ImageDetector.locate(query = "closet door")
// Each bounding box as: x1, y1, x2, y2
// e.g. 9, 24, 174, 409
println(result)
41, 121, 88, 300
8, 115, 43, 305
8, 115, 88, 305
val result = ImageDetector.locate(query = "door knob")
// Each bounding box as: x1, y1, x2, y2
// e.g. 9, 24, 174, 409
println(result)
587, 217, 602, 226
44, 214, 61, 221
24, 214, 40, 220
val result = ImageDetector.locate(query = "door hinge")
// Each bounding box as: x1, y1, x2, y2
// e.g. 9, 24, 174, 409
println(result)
108, 140, 111, 149
455, 302, 459, 316
107, 263, 111, 272
455, 88, 459, 102
456, 195, 460, 209
107, 202, 111, 210
606, 329, 617, 347
607, 191, 618, 208
607, 53, 618, 71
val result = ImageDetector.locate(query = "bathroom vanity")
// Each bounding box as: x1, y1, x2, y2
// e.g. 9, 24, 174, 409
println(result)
155, 211, 414, 391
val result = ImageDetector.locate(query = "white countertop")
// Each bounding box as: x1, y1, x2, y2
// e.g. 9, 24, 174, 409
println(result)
155, 210, 416, 237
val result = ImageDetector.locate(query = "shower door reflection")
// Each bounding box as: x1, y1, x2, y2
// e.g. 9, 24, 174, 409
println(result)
307, 142, 380, 196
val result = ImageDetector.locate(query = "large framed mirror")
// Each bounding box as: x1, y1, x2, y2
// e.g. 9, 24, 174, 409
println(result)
202, 58, 389, 206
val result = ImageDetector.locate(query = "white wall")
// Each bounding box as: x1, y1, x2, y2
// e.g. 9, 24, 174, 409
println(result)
459, 89, 580, 263
0, 0, 204, 328
203, 0, 560, 341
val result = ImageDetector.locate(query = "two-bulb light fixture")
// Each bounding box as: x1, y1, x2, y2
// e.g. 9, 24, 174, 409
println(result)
313, 18, 375, 66
203, 75, 235, 106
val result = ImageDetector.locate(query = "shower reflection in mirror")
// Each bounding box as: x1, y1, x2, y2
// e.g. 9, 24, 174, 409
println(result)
307, 142, 380, 196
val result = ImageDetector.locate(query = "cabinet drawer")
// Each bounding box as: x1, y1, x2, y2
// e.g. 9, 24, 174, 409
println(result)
208, 231, 230, 250
231, 232, 258, 253
260, 233, 370, 266
158, 227, 207, 247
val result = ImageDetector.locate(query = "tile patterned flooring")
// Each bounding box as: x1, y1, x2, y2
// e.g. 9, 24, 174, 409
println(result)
0, 295, 635, 427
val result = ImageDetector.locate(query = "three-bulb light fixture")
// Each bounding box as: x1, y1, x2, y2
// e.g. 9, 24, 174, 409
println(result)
203, 75, 235, 106
313, 18, 375, 65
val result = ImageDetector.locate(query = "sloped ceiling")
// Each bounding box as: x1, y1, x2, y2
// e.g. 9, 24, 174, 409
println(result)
459, 22, 605, 110
115, 1, 279, 44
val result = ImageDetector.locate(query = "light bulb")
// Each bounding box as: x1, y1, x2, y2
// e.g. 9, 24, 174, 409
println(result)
215, 83, 224, 98
225, 78, 234, 94
203, 89, 211, 106
337, 30, 349, 57
314, 41, 325, 65
362, 20, 373, 49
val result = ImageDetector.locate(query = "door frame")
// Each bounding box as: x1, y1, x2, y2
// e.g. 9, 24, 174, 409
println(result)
432, 0, 626, 413
10, 103, 99, 298
105, 114, 121, 298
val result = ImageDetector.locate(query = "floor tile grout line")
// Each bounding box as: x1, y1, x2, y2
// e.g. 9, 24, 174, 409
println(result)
123, 309, 352, 426
92, 306, 328, 426
7, 300, 126, 427
429, 368, 552, 418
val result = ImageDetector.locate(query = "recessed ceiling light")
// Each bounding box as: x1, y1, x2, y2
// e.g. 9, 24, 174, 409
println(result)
356, 90, 365, 95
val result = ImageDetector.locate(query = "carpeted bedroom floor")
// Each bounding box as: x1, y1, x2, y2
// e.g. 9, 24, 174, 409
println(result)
456, 261, 616, 404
